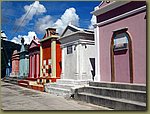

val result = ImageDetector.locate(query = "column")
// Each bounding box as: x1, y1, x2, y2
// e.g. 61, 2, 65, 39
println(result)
94, 25, 100, 82
32, 55, 34, 78
31, 56, 32, 78
40, 45, 43, 77
61, 46, 65, 79
76, 44, 82, 80
29, 56, 31, 78
34, 54, 36, 78
51, 38, 56, 78
36, 53, 39, 78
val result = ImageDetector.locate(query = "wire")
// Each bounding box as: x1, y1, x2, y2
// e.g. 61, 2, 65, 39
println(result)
10, 1, 35, 39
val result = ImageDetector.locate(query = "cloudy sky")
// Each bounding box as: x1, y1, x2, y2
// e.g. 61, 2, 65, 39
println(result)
1, 1, 100, 44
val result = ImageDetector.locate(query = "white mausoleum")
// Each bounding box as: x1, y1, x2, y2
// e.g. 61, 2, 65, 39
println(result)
59, 24, 96, 82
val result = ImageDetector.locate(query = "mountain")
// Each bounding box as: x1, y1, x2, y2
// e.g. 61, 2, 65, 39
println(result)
1, 39, 21, 78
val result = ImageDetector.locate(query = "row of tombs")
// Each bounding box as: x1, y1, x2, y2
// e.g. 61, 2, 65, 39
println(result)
4, 1, 146, 110
6, 24, 96, 90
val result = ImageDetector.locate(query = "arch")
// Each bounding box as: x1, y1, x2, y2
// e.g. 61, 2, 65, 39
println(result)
110, 29, 133, 83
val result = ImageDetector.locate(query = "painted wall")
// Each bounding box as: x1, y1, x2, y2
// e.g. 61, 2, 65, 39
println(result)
41, 40, 62, 78
56, 43, 62, 78
81, 44, 95, 81
62, 42, 95, 81
10, 50, 20, 77
42, 41, 51, 77
19, 41, 29, 78
19, 55, 29, 78
98, 11, 146, 83
29, 53, 40, 79
11, 58, 19, 75
63, 45, 78, 80
114, 50, 130, 83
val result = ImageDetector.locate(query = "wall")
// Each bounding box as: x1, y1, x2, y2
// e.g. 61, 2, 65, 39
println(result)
63, 45, 78, 80
56, 43, 62, 78
98, 11, 146, 83
81, 44, 95, 81
62, 41, 95, 81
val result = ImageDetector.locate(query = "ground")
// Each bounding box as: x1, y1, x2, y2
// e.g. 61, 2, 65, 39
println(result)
1, 81, 110, 110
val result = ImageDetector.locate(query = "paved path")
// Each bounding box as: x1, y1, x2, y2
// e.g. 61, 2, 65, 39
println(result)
1, 81, 110, 110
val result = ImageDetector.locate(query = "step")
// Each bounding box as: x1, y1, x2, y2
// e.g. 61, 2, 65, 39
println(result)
56, 79, 89, 85
89, 81, 146, 91
45, 83, 74, 90
45, 86, 71, 97
30, 85, 44, 92
75, 92, 146, 110
77, 86, 146, 102
18, 83, 29, 88
3, 78, 18, 85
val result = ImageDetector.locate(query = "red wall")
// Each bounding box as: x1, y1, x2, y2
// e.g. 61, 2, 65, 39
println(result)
41, 40, 62, 78
42, 40, 51, 61
56, 43, 62, 78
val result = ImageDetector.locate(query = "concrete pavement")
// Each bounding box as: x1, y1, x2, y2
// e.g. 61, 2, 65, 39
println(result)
1, 81, 111, 110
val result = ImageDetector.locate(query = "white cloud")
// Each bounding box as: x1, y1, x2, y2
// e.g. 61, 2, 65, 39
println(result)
35, 7, 79, 35
54, 7, 79, 34
15, 1, 46, 27
88, 6, 98, 29
35, 15, 54, 33
88, 15, 96, 29
11, 31, 37, 44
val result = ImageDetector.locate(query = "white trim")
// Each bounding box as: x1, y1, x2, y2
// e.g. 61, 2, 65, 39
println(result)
60, 39, 95, 48
61, 24, 94, 37
91, 1, 129, 16
94, 26, 100, 82
60, 31, 94, 40
95, 5, 146, 27
61, 48, 65, 79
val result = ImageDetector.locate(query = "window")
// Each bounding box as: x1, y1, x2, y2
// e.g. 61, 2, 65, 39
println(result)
113, 33, 128, 51
67, 45, 73, 54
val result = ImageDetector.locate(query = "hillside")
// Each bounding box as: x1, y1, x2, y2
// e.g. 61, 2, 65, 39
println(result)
1, 39, 21, 78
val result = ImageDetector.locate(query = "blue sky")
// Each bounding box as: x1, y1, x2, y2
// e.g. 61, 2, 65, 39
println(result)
1, 1, 100, 44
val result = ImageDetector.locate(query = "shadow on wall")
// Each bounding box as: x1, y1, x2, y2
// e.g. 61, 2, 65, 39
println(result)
90, 58, 95, 81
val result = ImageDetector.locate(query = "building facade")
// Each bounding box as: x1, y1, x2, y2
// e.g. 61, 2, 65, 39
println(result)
28, 36, 40, 80
59, 24, 95, 81
92, 1, 146, 84
19, 38, 29, 78
39, 28, 62, 83
10, 50, 20, 77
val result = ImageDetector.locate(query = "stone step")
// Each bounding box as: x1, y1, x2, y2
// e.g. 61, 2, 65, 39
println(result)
18, 83, 29, 88
30, 84, 44, 92
45, 86, 71, 97
3, 78, 18, 85
45, 83, 74, 90
89, 81, 146, 91
77, 86, 146, 102
75, 92, 146, 110
56, 79, 89, 85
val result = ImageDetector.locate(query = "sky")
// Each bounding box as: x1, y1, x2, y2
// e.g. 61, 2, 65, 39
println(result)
1, 1, 100, 44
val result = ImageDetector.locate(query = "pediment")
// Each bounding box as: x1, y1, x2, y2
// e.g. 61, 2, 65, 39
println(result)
29, 40, 38, 49
61, 25, 80, 37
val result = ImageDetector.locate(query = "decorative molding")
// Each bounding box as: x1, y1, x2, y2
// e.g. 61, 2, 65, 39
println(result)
91, 1, 129, 16
95, 5, 146, 27
60, 39, 95, 48
59, 31, 94, 40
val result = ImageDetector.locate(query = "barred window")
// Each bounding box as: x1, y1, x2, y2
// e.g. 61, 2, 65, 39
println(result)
67, 45, 73, 54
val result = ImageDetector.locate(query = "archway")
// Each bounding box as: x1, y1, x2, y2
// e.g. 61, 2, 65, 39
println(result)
110, 28, 133, 83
